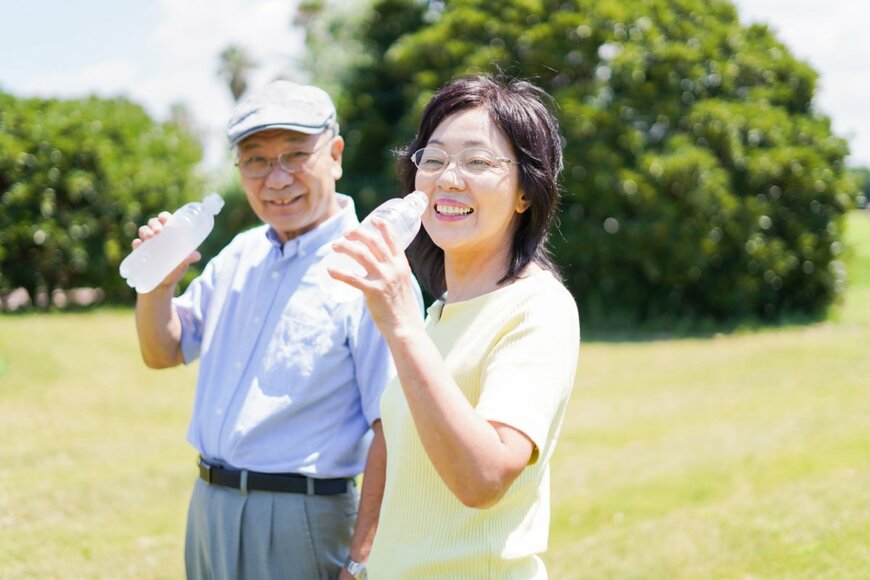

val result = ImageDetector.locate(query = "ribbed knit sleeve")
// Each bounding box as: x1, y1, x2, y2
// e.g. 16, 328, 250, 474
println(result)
476, 278, 580, 460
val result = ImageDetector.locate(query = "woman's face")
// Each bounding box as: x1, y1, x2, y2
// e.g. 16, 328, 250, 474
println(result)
416, 107, 529, 265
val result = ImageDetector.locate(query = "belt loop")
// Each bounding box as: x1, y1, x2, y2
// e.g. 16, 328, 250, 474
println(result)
306, 477, 315, 496
240, 470, 249, 495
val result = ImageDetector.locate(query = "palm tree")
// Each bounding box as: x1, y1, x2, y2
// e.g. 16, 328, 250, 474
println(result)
218, 45, 257, 102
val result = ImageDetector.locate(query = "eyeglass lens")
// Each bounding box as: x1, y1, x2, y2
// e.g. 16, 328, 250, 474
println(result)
239, 138, 332, 177
412, 147, 512, 175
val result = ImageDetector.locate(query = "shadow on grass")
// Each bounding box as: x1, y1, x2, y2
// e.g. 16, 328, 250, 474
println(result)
0, 287, 139, 315
579, 308, 830, 343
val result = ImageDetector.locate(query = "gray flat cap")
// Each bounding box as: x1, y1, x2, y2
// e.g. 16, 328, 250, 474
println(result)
227, 80, 337, 146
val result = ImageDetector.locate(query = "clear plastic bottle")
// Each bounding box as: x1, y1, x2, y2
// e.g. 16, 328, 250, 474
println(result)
119, 193, 225, 293
324, 190, 429, 299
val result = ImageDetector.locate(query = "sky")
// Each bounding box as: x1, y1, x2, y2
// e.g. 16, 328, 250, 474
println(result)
1, 0, 868, 171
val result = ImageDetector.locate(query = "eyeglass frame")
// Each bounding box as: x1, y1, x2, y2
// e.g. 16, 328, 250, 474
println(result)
235, 129, 337, 178
410, 146, 520, 176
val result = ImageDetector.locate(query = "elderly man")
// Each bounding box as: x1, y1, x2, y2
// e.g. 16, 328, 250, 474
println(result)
131, 80, 401, 579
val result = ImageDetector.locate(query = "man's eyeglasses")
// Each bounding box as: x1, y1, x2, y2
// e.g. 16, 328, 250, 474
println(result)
410, 147, 520, 176
236, 137, 334, 178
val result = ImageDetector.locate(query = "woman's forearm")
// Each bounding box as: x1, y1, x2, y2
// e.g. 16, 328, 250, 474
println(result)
384, 326, 533, 508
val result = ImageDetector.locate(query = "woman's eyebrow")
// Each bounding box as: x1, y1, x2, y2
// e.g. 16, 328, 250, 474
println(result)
427, 138, 489, 147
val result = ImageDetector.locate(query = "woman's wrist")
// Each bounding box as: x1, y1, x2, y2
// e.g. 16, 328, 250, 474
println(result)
381, 316, 425, 347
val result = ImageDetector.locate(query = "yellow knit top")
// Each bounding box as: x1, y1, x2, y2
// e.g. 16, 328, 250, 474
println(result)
367, 270, 580, 579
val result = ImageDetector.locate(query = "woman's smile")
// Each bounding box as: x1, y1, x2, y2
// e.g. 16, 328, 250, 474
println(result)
434, 199, 474, 219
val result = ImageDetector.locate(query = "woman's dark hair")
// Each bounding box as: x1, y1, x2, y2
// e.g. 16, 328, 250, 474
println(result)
400, 74, 564, 298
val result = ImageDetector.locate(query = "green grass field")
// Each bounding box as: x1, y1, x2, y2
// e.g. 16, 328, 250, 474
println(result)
2, 211, 869, 579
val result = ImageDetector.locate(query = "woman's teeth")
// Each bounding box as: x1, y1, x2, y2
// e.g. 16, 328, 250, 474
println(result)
436, 204, 473, 216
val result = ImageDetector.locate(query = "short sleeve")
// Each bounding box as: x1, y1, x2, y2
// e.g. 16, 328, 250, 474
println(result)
172, 257, 218, 364
348, 303, 393, 426
475, 286, 580, 459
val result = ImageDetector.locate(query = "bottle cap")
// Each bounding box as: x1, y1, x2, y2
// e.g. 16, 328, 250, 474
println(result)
404, 190, 429, 215
203, 192, 225, 214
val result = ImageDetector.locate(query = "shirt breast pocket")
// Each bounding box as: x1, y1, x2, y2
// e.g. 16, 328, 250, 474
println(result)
259, 306, 338, 396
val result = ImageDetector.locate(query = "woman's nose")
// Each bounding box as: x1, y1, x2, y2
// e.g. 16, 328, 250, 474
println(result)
435, 162, 465, 189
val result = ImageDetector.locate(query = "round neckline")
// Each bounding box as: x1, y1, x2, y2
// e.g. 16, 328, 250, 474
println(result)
429, 269, 552, 321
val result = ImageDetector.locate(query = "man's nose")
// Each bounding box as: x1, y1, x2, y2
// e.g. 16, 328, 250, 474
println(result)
265, 162, 296, 187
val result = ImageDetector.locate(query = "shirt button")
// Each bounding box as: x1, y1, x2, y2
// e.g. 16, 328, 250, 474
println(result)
271, 271, 280, 280
253, 317, 261, 324
235, 362, 242, 370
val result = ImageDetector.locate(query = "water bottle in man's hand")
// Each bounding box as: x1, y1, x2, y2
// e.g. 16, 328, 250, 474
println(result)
120, 193, 225, 294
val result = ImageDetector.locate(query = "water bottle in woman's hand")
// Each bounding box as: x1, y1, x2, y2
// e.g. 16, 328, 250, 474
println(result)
120, 193, 225, 294
325, 190, 428, 298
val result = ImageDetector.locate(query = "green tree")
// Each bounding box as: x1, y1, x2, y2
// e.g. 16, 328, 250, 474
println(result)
196, 172, 259, 270
297, 0, 427, 214
218, 44, 257, 102
302, 0, 859, 326
851, 166, 869, 208
0, 91, 202, 307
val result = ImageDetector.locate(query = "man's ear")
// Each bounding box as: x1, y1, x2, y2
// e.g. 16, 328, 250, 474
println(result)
330, 136, 345, 180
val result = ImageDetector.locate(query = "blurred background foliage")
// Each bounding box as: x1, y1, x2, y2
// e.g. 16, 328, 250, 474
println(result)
1, 0, 865, 332
0, 92, 202, 304
300, 0, 862, 329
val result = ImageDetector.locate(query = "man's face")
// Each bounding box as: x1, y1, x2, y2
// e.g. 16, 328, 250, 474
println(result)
237, 128, 344, 243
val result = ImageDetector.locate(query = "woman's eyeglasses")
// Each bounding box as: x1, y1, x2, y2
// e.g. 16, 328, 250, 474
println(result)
410, 147, 519, 176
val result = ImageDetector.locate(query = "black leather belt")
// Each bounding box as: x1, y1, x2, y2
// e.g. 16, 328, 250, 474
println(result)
197, 457, 350, 495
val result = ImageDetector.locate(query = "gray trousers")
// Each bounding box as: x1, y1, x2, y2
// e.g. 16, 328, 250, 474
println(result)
185, 478, 359, 580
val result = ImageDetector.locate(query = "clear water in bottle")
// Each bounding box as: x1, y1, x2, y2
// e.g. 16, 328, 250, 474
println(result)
119, 193, 225, 293
324, 190, 428, 299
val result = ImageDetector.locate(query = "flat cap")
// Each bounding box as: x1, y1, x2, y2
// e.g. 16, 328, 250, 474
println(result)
227, 80, 337, 146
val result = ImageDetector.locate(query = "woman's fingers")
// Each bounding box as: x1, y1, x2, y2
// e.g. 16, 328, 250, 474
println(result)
329, 238, 374, 276
370, 218, 402, 255
344, 220, 394, 262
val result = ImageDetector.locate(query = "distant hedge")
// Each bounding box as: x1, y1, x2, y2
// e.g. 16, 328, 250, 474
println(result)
0, 92, 202, 306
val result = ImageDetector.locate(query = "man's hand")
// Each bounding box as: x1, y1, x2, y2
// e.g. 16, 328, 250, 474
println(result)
132, 211, 201, 292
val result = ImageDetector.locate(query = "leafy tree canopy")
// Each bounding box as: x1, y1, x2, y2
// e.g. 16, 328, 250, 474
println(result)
0, 91, 202, 306
305, 0, 860, 327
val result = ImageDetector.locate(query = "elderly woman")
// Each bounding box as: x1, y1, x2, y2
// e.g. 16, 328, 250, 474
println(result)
330, 75, 580, 578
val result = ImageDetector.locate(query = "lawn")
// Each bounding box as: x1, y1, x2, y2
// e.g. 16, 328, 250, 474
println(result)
1, 211, 869, 578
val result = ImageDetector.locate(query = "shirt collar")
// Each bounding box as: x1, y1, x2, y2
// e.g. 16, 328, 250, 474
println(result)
264, 193, 359, 258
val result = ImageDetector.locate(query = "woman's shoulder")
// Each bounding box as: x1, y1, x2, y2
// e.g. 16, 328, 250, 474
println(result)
516, 267, 576, 308
490, 268, 579, 331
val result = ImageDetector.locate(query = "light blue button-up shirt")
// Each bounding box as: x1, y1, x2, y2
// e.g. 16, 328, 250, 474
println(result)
173, 194, 395, 477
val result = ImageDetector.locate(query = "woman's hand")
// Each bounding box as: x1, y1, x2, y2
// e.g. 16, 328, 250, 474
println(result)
133, 211, 201, 292
327, 218, 422, 338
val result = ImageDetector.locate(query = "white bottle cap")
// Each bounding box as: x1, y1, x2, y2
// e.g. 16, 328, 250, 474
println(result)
404, 190, 429, 215
203, 192, 225, 214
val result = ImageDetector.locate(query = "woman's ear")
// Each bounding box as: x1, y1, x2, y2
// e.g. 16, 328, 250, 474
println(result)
516, 191, 531, 213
